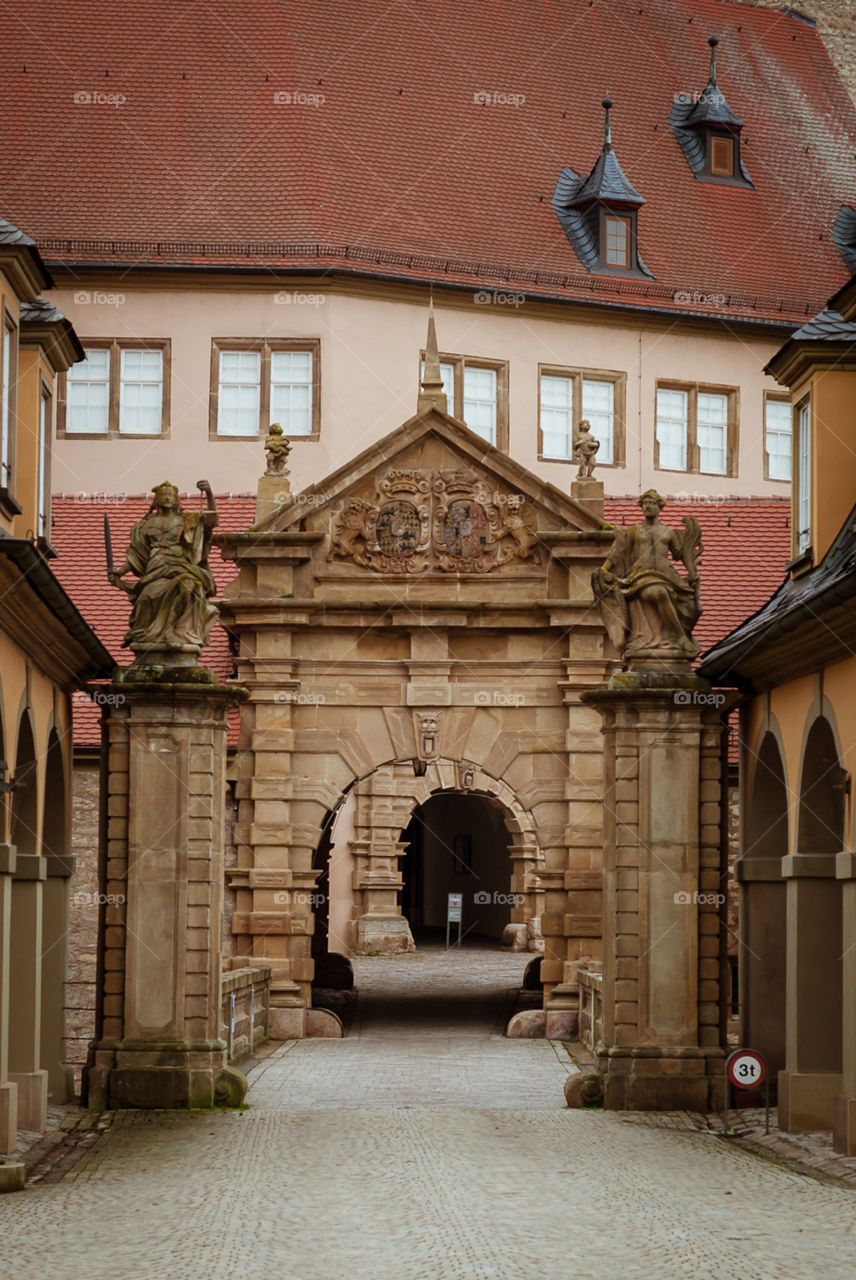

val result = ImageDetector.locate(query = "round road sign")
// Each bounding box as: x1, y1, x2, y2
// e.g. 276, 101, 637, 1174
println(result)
728, 1049, 766, 1090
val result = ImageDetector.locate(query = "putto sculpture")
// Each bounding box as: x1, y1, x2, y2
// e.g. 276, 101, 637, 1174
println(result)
592, 489, 702, 666
573, 418, 600, 479
107, 479, 219, 663
264, 421, 292, 477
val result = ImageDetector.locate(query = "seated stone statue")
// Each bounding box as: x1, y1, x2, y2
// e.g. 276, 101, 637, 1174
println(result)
109, 480, 219, 661
592, 489, 702, 664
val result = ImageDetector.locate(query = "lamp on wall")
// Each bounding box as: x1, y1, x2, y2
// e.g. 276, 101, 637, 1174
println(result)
0, 762, 15, 798
831, 766, 851, 797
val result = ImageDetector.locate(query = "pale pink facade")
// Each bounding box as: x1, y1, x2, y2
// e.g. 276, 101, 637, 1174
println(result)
47, 277, 792, 502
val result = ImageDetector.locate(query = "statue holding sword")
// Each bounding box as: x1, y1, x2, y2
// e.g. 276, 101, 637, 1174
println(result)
106, 479, 219, 661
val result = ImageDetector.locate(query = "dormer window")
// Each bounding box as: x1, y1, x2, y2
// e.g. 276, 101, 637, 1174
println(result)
552, 97, 653, 280
604, 214, 630, 268
709, 134, 734, 178
670, 36, 752, 188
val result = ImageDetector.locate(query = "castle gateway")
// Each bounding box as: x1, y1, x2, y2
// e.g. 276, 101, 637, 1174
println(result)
216, 401, 613, 1030
216, 383, 729, 1112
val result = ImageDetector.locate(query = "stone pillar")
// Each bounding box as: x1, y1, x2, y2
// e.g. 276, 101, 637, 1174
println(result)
352, 771, 414, 954
41, 854, 76, 1103
0, 843, 18, 1151
89, 670, 248, 1110
583, 684, 725, 1110
8, 852, 48, 1132
736, 858, 787, 1078
835, 853, 856, 1153
779, 855, 842, 1133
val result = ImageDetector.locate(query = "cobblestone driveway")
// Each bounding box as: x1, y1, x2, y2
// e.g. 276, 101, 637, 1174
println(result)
1, 943, 855, 1280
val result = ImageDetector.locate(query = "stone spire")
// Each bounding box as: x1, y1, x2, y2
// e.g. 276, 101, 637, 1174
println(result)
418, 298, 447, 413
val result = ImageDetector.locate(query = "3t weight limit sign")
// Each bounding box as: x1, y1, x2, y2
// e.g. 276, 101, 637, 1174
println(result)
728, 1050, 766, 1090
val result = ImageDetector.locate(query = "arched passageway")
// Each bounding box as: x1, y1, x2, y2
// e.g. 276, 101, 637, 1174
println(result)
788, 717, 844, 1088
740, 731, 788, 1075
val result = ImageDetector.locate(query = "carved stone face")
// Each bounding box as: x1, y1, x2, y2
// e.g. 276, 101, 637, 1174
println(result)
153, 485, 178, 511
641, 497, 661, 520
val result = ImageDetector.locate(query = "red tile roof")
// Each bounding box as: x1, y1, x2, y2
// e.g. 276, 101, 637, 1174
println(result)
52, 492, 791, 746
0, 1, 853, 325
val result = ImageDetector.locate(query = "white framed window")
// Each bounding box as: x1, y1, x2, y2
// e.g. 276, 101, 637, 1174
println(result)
420, 352, 507, 448
696, 391, 728, 475
271, 349, 314, 436
463, 365, 497, 445
119, 348, 163, 436
66, 348, 111, 434
582, 378, 615, 465
540, 374, 574, 459
765, 397, 792, 482
605, 216, 630, 268
797, 399, 811, 553
38, 386, 51, 539
213, 341, 320, 439
1, 318, 12, 489
656, 387, 688, 471
217, 350, 261, 437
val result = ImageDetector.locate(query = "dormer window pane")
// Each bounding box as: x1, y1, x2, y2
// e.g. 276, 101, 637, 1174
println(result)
710, 135, 734, 177
798, 400, 811, 552
582, 378, 614, 465
463, 366, 497, 445
67, 348, 111, 434
697, 392, 728, 474
605, 217, 630, 267
656, 388, 688, 470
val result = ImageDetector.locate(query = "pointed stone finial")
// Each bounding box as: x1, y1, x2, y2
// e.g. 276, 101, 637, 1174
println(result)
602, 95, 613, 151
708, 35, 718, 85
418, 298, 448, 413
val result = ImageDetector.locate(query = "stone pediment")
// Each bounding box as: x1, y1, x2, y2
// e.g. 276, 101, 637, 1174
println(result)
254, 408, 601, 581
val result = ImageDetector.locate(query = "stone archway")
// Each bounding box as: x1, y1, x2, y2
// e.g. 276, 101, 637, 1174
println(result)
218, 406, 612, 1038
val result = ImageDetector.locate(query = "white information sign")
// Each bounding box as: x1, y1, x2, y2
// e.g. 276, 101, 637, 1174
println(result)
447, 893, 463, 923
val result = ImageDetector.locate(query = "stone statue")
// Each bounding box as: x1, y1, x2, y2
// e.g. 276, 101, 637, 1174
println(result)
592, 490, 702, 664
264, 422, 291, 477
573, 419, 600, 479
108, 480, 219, 661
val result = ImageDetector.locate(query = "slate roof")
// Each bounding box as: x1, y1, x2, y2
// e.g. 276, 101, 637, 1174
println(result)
832, 206, 856, 277
51, 492, 792, 746
788, 307, 856, 343
0, 0, 855, 325
0, 217, 36, 247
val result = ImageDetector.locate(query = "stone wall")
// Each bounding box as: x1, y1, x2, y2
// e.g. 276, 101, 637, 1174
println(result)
64, 760, 100, 1095
732, 2, 856, 103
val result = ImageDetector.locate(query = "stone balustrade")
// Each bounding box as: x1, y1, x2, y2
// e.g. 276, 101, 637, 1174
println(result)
221, 966, 271, 1063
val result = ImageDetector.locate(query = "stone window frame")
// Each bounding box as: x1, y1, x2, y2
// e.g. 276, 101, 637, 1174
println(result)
537, 363, 626, 468
209, 337, 321, 441
57, 338, 172, 439
0, 302, 21, 518
420, 350, 509, 452
763, 391, 793, 484
654, 378, 739, 478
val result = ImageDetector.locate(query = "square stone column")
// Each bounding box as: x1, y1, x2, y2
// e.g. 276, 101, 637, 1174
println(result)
0, 843, 18, 1152
583, 684, 726, 1110
88, 670, 248, 1110
8, 852, 48, 1133
834, 853, 856, 1153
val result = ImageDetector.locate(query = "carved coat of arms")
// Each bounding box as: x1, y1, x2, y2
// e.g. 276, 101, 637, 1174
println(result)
327, 469, 540, 574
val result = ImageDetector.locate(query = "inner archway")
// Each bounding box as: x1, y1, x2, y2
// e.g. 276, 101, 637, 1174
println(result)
401, 791, 514, 945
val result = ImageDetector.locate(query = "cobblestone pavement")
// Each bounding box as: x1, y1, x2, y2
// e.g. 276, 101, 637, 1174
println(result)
2, 943, 856, 1280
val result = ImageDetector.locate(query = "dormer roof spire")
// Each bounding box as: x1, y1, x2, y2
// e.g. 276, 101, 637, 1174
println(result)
708, 35, 718, 86
603, 95, 613, 151
418, 297, 447, 414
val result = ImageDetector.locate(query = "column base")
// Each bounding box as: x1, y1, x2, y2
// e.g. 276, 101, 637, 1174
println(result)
597, 1047, 713, 1111
94, 1040, 247, 1109
355, 914, 415, 954
833, 1094, 856, 1155
778, 1069, 842, 1132
8, 1070, 48, 1133
0, 1082, 19, 1153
